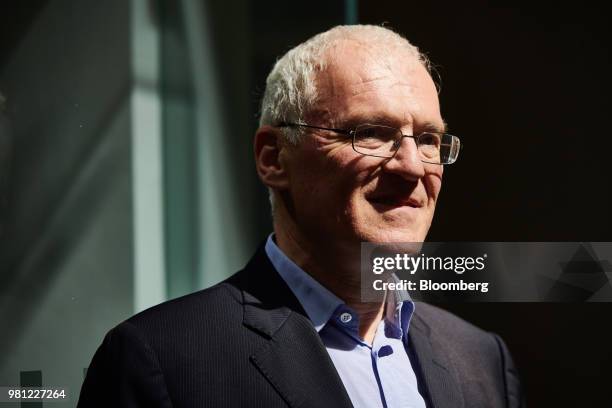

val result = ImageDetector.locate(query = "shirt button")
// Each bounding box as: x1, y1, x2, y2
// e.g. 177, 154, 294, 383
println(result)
339, 312, 353, 323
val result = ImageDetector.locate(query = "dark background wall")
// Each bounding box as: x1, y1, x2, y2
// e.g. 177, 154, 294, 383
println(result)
356, 1, 612, 406
361, 2, 612, 242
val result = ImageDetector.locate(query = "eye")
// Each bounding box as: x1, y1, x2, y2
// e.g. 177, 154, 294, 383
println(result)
352, 125, 400, 156
354, 126, 379, 140
354, 125, 398, 142
419, 132, 441, 147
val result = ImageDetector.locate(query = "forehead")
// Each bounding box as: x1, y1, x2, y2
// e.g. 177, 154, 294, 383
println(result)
312, 40, 442, 129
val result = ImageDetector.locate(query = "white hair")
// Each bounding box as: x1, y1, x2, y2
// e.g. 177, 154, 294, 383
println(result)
258, 25, 433, 211
259, 24, 432, 143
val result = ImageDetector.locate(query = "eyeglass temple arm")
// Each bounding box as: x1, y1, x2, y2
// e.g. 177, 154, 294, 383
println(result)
277, 122, 353, 137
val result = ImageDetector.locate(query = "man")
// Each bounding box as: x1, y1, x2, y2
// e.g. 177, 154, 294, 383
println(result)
79, 25, 523, 407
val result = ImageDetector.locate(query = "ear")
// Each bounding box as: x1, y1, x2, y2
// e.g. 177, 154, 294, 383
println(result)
254, 125, 290, 190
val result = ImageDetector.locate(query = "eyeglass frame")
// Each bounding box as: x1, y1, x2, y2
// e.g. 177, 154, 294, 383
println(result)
277, 122, 461, 165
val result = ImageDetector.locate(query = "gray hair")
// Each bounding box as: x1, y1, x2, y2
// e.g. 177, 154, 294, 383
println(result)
259, 25, 433, 212
259, 24, 432, 144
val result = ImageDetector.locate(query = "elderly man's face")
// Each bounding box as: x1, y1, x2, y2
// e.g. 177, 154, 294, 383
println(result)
281, 41, 444, 247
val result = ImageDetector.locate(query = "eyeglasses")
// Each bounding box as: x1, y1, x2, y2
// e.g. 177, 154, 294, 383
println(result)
278, 122, 461, 165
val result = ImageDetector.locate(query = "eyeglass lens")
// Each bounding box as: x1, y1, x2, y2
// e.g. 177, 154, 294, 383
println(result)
352, 124, 459, 164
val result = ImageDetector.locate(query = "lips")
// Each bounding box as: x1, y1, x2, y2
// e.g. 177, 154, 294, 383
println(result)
367, 194, 424, 209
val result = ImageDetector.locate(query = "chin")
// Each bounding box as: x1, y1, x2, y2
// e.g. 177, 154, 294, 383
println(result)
357, 225, 428, 244
347, 205, 432, 244
382, 230, 426, 243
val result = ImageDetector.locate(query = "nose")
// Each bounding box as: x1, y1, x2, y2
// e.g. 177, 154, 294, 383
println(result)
382, 136, 426, 180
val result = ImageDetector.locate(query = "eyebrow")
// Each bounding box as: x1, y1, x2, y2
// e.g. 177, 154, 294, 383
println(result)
421, 120, 448, 134
343, 114, 448, 134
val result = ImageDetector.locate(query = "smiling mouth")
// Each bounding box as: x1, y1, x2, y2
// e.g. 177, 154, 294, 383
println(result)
368, 196, 424, 209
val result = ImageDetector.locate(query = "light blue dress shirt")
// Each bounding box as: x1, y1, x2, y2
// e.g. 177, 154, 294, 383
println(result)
265, 235, 426, 408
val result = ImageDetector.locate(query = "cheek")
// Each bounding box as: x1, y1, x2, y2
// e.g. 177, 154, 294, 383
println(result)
292, 150, 356, 208
423, 169, 443, 202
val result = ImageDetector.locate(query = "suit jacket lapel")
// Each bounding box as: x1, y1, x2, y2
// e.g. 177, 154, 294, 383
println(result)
408, 311, 465, 408
234, 246, 353, 408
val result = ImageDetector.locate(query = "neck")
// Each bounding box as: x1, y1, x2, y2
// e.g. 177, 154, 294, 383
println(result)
273, 210, 385, 344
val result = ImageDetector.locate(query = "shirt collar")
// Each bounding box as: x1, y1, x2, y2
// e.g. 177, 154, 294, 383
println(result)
265, 234, 342, 331
265, 234, 416, 336
385, 290, 416, 340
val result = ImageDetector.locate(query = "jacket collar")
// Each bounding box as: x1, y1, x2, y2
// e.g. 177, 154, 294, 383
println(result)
227, 244, 354, 408
408, 307, 466, 408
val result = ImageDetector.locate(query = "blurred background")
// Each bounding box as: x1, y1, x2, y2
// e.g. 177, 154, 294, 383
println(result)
0, 0, 610, 407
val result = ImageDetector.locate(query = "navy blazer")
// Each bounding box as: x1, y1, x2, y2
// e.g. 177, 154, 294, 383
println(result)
78, 245, 524, 407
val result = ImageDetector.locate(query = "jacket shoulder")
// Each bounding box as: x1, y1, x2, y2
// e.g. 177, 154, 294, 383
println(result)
122, 278, 243, 336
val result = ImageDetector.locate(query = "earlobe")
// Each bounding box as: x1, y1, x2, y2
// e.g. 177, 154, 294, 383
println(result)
254, 126, 290, 190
